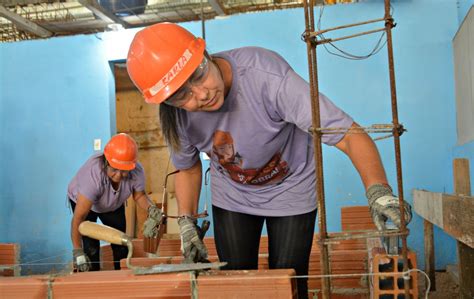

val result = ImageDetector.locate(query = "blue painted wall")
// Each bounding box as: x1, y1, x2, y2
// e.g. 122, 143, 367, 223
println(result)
457, 0, 474, 23
0, 35, 117, 273
0, 0, 467, 273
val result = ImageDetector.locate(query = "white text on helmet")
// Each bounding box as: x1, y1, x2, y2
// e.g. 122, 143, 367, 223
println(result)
149, 49, 192, 96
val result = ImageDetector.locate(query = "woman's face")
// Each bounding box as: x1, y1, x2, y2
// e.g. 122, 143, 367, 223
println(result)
106, 166, 129, 184
169, 59, 227, 112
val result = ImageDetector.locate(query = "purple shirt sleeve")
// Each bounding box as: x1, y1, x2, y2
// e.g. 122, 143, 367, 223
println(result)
130, 163, 146, 192
274, 68, 354, 146
171, 120, 201, 170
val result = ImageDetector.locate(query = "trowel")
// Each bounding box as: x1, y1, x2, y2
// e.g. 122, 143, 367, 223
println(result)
78, 221, 226, 275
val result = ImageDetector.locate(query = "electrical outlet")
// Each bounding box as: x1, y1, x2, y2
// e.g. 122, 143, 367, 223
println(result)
94, 139, 101, 151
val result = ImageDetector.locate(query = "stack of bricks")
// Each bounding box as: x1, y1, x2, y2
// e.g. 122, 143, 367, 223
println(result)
0, 243, 20, 277
101, 207, 373, 298
115, 236, 369, 298
101, 205, 417, 298
0, 268, 296, 298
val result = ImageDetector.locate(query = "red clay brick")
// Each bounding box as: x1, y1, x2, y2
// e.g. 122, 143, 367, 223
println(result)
197, 269, 296, 298
0, 243, 20, 276
371, 251, 418, 298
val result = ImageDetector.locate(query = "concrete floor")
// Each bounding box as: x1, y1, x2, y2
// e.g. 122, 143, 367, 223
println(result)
418, 271, 459, 298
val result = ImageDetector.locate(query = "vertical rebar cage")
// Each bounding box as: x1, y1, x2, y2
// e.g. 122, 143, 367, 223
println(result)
301, 0, 411, 298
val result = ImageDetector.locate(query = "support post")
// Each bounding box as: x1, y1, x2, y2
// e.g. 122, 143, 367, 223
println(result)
453, 158, 474, 299
423, 219, 436, 291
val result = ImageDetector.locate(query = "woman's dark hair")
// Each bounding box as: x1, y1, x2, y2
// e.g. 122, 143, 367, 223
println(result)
159, 51, 214, 153
159, 104, 180, 152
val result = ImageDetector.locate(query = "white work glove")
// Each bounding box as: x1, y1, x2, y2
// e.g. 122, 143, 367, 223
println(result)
366, 184, 412, 231
178, 216, 208, 263
142, 205, 164, 238
73, 248, 91, 272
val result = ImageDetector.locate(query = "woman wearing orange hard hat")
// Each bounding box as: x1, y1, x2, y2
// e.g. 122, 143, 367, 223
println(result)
67, 133, 161, 272
127, 23, 412, 298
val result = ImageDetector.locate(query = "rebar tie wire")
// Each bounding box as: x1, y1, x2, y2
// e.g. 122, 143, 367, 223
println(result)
161, 169, 210, 220
309, 123, 406, 141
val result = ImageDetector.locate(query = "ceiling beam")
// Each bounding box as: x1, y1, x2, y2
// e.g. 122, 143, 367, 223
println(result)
0, 5, 52, 37
78, 0, 128, 28
1, 0, 46, 6
208, 0, 226, 16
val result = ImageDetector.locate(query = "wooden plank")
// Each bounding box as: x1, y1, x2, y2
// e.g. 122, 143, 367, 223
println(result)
424, 219, 436, 291
457, 242, 474, 299
413, 189, 474, 247
413, 190, 444, 227
443, 194, 474, 247
454, 159, 471, 195
453, 158, 474, 299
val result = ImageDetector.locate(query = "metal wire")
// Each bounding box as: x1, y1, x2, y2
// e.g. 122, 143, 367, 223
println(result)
314, 5, 388, 60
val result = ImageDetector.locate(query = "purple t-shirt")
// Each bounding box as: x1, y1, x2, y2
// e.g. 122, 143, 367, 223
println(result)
67, 153, 146, 213
171, 47, 353, 216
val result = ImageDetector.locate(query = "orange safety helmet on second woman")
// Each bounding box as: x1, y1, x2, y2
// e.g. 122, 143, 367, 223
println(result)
127, 23, 206, 104
104, 133, 138, 171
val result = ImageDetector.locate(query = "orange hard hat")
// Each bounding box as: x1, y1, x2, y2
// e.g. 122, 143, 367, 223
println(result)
104, 133, 138, 171
127, 22, 206, 104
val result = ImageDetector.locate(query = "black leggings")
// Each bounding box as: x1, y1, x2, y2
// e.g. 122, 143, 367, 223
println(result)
212, 205, 317, 299
70, 200, 128, 271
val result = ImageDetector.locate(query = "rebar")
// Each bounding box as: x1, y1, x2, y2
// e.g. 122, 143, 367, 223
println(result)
302, 0, 410, 298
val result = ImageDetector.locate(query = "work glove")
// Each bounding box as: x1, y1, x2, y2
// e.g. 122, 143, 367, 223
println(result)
178, 216, 208, 263
73, 248, 91, 272
142, 204, 164, 238
366, 184, 412, 231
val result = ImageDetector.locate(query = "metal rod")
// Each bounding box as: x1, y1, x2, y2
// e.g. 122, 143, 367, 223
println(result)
383, 0, 411, 297
324, 229, 409, 243
312, 17, 386, 35
200, 0, 206, 40
315, 28, 385, 45
303, 1, 410, 297
303, 0, 331, 297
309, 123, 405, 135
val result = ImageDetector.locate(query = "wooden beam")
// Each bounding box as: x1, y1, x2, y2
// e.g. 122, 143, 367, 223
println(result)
208, 0, 227, 15
453, 158, 474, 299
413, 189, 474, 248
454, 158, 471, 195
0, 5, 52, 38
423, 219, 436, 290
1, 0, 44, 5
78, 0, 128, 28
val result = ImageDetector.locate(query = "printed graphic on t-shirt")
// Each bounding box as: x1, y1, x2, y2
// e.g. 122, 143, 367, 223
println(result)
212, 130, 289, 185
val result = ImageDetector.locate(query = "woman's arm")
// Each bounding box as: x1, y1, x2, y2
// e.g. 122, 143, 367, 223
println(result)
334, 122, 388, 190
70, 194, 93, 248
133, 191, 153, 210
175, 159, 203, 216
